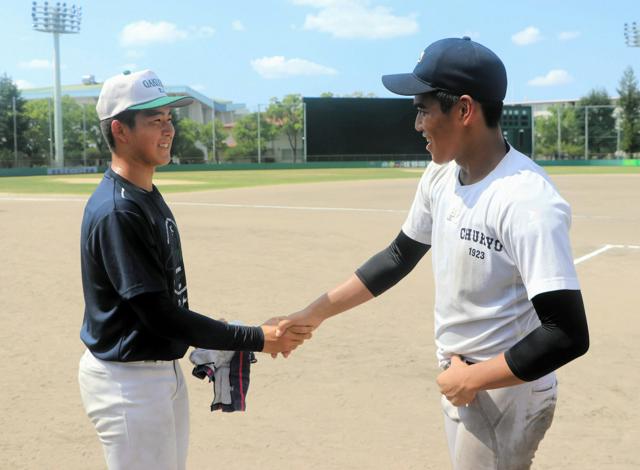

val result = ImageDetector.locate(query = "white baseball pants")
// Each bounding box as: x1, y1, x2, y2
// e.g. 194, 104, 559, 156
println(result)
442, 371, 557, 470
78, 350, 190, 470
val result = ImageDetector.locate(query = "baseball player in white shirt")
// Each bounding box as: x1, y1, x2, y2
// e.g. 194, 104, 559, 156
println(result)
276, 37, 589, 469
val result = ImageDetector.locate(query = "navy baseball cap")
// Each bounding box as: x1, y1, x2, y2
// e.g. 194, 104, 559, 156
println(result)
382, 37, 507, 102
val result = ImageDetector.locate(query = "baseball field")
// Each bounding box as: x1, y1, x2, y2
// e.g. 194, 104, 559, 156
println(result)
1, 166, 639, 469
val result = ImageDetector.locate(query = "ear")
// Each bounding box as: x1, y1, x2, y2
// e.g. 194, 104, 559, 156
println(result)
458, 95, 474, 125
111, 119, 129, 146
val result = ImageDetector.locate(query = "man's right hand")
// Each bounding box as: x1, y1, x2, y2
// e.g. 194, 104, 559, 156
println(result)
260, 322, 313, 355
275, 309, 325, 338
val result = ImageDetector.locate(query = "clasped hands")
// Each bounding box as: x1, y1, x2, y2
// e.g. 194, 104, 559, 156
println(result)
260, 309, 324, 358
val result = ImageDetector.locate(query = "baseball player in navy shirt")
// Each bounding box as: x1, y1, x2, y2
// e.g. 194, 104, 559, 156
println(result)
78, 69, 312, 470
276, 38, 589, 469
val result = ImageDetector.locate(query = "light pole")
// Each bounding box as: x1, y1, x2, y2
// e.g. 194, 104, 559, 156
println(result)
12, 96, 18, 167
557, 106, 562, 159
303, 101, 307, 163
81, 103, 87, 166
32, 2, 82, 168
257, 104, 261, 164
211, 103, 217, 164
625, 22, 640, 47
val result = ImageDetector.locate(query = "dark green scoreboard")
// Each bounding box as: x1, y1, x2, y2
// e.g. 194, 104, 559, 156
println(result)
500, 105, 532, 156
303, 97, 425, 161
303, 97, 532, 160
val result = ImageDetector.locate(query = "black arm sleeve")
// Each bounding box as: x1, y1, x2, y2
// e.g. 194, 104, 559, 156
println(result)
505, 289, 589, 382
128, 291, 265, 352
355, 230, 430, 297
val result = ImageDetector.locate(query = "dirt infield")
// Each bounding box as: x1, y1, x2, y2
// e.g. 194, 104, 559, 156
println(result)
1, 173, 639, 469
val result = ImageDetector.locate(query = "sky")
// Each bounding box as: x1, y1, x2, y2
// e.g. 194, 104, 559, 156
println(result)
2, 0, 639, 110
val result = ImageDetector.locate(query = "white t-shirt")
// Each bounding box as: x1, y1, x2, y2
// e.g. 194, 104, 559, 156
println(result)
402, 146, 580, 365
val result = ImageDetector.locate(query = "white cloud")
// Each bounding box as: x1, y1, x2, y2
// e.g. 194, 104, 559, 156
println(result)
190, 84, 206, 91
232, 20, 245, 31
14, 79, 35, 89
195, 26, 215, 38
251, 56, 337, 79
120, 21, 188, 47
293, 0, 418, 39
558, 31, 580, 41
512, 26, 543, 46
528, 69, 573, 87
18, 59, 51, 69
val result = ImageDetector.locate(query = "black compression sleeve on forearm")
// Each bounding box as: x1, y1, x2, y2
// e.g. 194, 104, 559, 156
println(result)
355, 230, 430, 297
505, 289, 589, 382
128, 292, 265, 351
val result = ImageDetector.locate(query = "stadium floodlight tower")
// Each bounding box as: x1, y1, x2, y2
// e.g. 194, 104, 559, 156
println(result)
31, 2, 82, 168
624, 22, 640, 47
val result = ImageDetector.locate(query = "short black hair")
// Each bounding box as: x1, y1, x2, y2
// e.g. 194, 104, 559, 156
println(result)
432, 90, 503, 128
99, 109, 138, 151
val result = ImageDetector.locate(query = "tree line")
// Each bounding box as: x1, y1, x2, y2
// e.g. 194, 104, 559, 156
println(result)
1, 67, 640, 168
534, 66, 640, 158
0, 75, 305, 168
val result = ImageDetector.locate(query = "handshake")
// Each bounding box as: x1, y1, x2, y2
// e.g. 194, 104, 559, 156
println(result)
259, 308, 324, 358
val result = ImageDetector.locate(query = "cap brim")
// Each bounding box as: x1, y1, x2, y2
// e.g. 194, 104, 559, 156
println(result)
382, 73, 438, 96
128, 95, 194, 111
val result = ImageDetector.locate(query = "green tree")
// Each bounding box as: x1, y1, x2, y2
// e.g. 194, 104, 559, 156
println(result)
172, 114, 228, 163
266, 94, 303, 162
60, 96, 87, 165
172, 113, 204, 163
575, 88, 616, 157
198, 118, 228, 163
534, 105, 583, 159
617, 66, 640, 154
78, 100, 110, 165
22, 97, 108, 167
227, 112, 276, 161
0, 74, 28, 167
22, 98, 51, 166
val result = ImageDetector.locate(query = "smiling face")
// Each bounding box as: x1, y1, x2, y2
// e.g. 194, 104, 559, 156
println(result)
413, 93, 460, 165
119, 106, 175, 168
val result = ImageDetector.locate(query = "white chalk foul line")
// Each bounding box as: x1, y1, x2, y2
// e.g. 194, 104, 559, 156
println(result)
1, 196, 640, 220
574, 245, 614, 265
169, 201, 406, 213
574, 244, 640, 265
0, 196, 85, 203
0, 196, 405, 214
3, 196, 640, 265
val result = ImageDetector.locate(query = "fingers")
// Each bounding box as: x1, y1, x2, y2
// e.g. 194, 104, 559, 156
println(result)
450, 355, 463, 365
284, 332, 312, 344
284, 330, 312, 340
275, 318, 292, 337
263, 320, 314, 356
277, 319, 316, 337
446, 394, 476, 407
271, 351, 293, 359
288, 325, 314, 334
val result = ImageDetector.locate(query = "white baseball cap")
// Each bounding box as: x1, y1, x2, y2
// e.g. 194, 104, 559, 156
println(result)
96, 69, 193, 120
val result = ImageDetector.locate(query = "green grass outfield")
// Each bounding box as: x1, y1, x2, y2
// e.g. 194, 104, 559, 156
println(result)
0, 166, 638, 195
